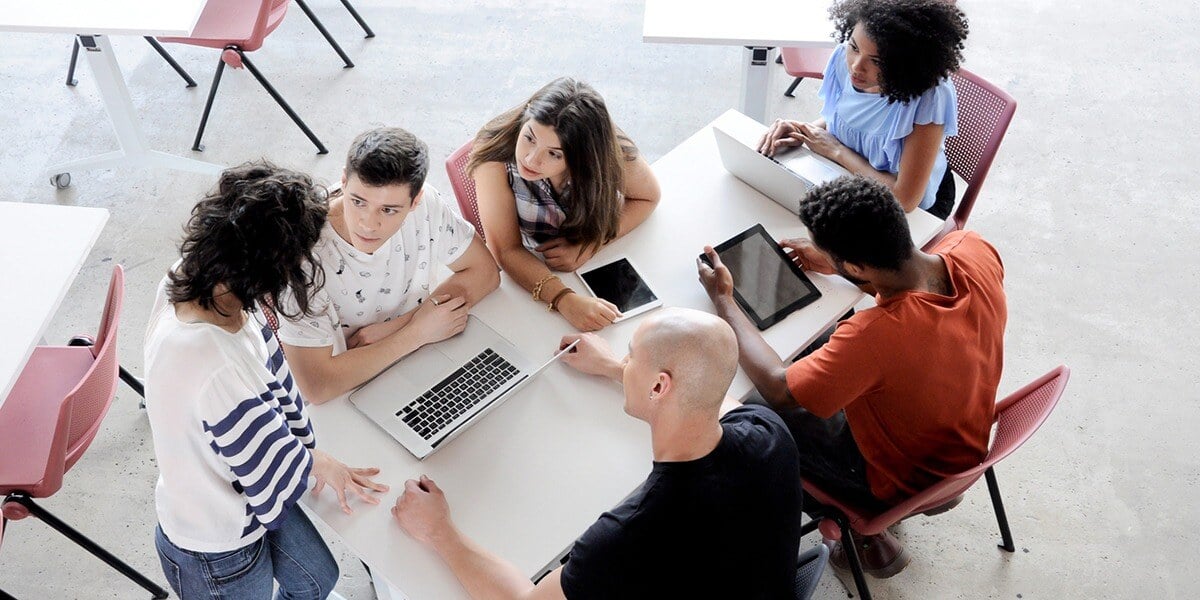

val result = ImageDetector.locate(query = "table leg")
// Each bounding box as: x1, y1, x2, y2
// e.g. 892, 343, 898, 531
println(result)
738, 46, 773, 124
42, 35, 223, 183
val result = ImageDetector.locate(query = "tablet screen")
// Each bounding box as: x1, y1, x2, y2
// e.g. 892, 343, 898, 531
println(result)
712, 225, 821, 329
579, 258, 658, 312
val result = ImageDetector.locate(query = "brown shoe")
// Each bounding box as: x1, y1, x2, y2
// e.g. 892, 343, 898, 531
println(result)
828, 529, 912, 579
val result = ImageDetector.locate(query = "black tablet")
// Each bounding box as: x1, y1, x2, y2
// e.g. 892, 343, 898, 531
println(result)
703, 224, 822, 330
578, 257, 663, 321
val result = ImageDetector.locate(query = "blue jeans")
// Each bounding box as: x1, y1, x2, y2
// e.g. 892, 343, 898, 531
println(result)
154, 508, 339, 599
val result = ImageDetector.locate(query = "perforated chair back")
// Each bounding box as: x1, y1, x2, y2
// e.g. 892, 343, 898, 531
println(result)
943, 68, 1018, 233
63, 266, 125, 472
794, 544, 830, 600
804, 366, 1070, 536
445, 140, 484, 241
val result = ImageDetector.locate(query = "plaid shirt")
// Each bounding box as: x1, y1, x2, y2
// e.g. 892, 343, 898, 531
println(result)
508, 162, 568, 250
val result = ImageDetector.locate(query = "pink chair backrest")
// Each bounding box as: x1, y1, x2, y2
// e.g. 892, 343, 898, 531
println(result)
445, 140, 484, 242
945, 68, 1017, 230
815, 366, 1070, 535
62, 266, 125, 472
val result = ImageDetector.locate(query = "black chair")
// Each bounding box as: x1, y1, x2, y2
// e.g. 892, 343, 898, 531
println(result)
795, 544, 831, 600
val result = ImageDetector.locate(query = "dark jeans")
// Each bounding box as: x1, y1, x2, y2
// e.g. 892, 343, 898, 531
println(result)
925, 166, 956, 221
749, 395, 889, 516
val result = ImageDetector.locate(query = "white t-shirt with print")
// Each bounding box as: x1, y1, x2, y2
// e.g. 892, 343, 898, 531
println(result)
277, 185, 475, 354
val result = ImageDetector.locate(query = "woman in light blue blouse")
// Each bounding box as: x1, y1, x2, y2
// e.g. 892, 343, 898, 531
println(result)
760, 0, 969, 218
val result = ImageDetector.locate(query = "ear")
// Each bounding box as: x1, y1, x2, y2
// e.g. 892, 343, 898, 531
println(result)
340, 169, 348, 189
650, 371, 673, 401
842, 260, 869, 280
410, 187, 425, 209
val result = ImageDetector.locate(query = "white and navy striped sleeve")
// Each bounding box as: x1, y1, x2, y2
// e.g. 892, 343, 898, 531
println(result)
198, 322, 316, 536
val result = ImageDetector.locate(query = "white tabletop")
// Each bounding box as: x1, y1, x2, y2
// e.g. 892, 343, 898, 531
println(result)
643, 0, 836, 48
302, 110, 944, 598
0, 202, 108, 406
0, 0, 206, 35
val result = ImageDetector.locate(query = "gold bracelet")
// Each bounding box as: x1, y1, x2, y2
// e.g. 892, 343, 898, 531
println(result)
548, 288, 575, 312
532, 274, 559, 302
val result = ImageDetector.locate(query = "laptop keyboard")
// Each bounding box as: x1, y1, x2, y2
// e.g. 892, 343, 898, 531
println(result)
396, 348, 520, 440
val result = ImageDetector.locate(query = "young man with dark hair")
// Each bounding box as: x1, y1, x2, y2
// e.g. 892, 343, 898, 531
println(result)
698, 175, 1007, 578
279, 127, 500, 404
391, 308, 804, 600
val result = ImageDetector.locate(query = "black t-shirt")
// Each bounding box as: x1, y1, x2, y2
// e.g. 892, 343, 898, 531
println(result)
559, 404, 803, 600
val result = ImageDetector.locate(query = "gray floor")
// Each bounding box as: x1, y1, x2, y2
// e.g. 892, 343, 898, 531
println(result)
1, 0, 1196, 598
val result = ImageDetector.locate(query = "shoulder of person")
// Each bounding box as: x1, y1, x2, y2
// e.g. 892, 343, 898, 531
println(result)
940, 230, 1004, 279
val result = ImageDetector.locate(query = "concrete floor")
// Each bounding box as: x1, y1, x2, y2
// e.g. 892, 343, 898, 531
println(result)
1, 0, 1196, 598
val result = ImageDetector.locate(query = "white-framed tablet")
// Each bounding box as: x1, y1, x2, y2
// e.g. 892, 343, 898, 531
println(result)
577, 257, 663, 322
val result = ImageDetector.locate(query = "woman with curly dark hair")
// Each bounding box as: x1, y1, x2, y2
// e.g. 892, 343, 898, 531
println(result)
759, 0, 969, 218
144, 162, 388, 599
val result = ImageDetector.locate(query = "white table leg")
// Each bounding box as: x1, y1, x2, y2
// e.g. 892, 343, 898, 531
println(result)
738, 46, 773, 124
42, 34, 223, 182
371, 570, 410, 600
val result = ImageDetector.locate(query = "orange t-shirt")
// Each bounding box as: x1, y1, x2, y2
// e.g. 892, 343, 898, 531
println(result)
784, 231, 1006, 504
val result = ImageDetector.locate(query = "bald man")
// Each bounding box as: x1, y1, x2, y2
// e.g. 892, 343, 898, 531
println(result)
391, 308, 803, 600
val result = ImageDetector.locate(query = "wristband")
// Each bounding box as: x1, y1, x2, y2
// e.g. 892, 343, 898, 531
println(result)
548, 288, 576, 312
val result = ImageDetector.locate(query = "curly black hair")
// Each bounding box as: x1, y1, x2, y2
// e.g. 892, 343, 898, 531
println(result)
830, 0, 969, 103
167, 161, 328, 319
798, 175, 913, 270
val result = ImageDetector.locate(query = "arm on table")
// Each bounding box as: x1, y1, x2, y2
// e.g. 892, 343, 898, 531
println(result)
285, 296, 469, 404
472, 161, 620, 331
697, 247, 795, 409
393, 476, 568, 600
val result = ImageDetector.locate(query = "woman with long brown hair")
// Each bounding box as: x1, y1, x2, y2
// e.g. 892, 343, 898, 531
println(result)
468, 77, 661, 331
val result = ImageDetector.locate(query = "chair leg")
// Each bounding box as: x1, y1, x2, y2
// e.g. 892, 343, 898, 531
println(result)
192, 55, 227, 152
985, 467, 1016, 552
293, 0, 355, 68
235, 49, 328, 154
4, 493, 169, 599
143, 37, 197, 88
66, 37, 81, 86
839, 519, 872, 600
339, 0, 375, 38
784, 76, 803, 98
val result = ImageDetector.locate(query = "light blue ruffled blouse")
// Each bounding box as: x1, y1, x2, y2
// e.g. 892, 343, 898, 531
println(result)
818, 42, 957, 210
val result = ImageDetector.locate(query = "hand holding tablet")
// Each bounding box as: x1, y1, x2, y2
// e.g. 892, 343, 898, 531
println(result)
699, 224, 822, 330
577, 257, 664, 323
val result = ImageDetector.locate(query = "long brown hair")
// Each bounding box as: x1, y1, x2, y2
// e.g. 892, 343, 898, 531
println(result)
467, 77, 637, 254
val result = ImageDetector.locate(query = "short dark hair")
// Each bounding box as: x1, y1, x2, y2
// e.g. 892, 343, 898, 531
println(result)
830, 0, 969, 103
167, 161, 328, 318
344, 127, 429, 199
798, 176, 913, 270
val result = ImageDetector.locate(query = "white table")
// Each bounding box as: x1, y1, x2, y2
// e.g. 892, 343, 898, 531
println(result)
0, 1, 221, 187
643, 0, 836, 124
302, 110, 944, 598
0, 202, 109, 408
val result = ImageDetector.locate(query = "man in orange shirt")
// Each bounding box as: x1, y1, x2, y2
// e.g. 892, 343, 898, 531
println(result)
698, 175, 1006, 579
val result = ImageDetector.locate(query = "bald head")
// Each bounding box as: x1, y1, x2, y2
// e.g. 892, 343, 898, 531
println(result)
632, 308, 739, 413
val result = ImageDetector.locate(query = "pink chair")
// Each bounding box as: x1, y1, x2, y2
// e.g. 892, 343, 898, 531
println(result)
158, 0, 328, 154
778, 46, 834, 97
445, 140, 485, 242
0, 266, 168, 599
801, 366, 1071, 600
924, 68, 1018, 248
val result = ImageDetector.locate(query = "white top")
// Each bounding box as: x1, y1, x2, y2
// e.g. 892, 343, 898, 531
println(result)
0, 203, 107, 408
277, 186, 475, 354
0, 0, 206, 35
144, 276, 316, 553
643, 0, 835, 48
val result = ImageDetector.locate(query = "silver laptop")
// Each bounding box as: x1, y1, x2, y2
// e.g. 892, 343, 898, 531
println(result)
713, 125, 848, 214
349, 315, 573, 459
